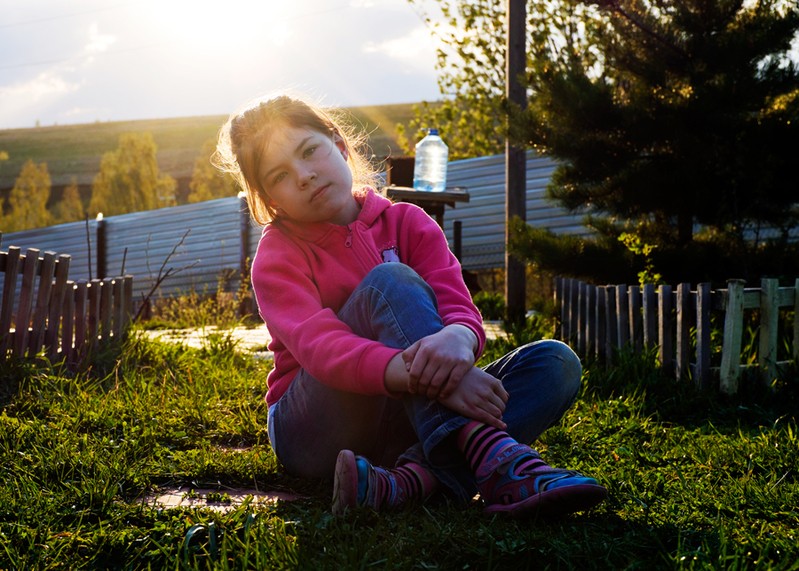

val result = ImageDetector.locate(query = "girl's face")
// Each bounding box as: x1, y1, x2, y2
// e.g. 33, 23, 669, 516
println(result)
257, 123, 359, 225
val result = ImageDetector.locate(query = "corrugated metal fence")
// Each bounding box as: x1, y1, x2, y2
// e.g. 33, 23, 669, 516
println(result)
3, 152, 589, 305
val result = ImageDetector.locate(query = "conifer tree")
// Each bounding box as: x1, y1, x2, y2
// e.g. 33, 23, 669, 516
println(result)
519, 0, 799, 248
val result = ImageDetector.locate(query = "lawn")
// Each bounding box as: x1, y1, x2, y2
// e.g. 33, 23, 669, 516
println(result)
0, 324, 797, 570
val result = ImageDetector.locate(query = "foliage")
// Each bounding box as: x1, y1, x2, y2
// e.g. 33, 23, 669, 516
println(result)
411, 0, 799, 283
403, 1, 604, 160
473, 290, 506, 321
1, 159, 52, 231
187, 139, 238, 204
51, 177, 85, 224
400, 1, 508, 159
518, 0, 799, 244
145, 269, 253, 330
88, 132, 176, 217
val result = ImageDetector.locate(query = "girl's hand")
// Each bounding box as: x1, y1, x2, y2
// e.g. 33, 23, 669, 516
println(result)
402, 325, 477, 400
437, 367, 509, 429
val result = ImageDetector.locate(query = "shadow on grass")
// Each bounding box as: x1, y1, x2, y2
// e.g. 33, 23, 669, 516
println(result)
578, 346, 799, 433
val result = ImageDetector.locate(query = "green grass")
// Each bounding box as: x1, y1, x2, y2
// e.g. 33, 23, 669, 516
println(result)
1, 327, 797, 570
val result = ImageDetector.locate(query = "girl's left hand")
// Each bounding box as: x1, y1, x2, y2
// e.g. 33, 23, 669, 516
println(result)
402, 325, 477, 400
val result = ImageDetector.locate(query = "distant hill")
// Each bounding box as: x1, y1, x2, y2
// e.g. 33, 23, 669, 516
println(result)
0, 103, 420, 195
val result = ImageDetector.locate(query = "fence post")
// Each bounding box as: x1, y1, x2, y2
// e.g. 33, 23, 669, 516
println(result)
695, 283, 712, 390
794, 278, 799, 363
46, 254, 71, 360
596, 286, 606, 362
658, 284, 673, 375
29, 251, 57, 356
96, 217, 107, 279
629, 285, 642, 353
585, 283, 596, 357
642, 284, 657, 349
577, 281, 587, 356
616, 285, 629, 348
13, 249, 40, 358
675, 283, 691, 380
720, 279, 746, 395
604, 285, 617, 364
759, 278, 779, 384
1, 247, 22, 356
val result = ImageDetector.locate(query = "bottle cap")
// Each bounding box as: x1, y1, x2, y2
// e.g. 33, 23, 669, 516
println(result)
428, 128, 439, 135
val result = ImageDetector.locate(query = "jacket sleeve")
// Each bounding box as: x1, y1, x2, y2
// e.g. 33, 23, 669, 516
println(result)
399, 206, 487, 357
252, 228, 399, 396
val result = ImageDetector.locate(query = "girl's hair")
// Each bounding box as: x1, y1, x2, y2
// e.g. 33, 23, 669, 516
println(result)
214, 93, 379, 224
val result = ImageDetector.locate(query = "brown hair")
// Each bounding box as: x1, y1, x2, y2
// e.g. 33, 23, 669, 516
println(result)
214, 93, 378, 224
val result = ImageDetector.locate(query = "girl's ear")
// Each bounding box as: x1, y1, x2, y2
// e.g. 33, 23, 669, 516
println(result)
332, 132, 349, 160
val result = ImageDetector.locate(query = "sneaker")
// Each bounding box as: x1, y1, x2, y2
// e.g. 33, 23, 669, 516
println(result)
332, 449, 363, 515
332, 449, 411, 515
478, 449, 607, 517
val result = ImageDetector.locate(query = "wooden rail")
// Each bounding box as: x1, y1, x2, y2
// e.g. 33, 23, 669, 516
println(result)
1, 245, 133, 367
555, 277, 799, 394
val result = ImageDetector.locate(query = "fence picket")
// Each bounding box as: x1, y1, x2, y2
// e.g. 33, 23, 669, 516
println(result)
0, 247, 21, 355
554, 276, 797, 395
14, 249, 40, 357
794, 278, 799, 362
695, 283, 712, 390
1, 245, 134, 368
46, 255, 71, 360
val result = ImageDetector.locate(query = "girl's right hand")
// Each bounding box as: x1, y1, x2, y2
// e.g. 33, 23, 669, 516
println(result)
436, 367, 509, 429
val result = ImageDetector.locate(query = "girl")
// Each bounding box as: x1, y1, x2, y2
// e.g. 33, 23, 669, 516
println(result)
215, 93, 606, 517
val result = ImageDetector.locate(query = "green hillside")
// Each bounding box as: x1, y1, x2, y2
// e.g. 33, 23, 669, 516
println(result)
0, 103, 419, 190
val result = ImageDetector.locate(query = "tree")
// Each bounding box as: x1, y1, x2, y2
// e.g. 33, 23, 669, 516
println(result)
403, 0, 600, 159
53, 177, 85, 224
2, 159, 52, 232
411, 0, 799, 283
89, 132, 176, 217
518, 0, 799, 248
187, 139, 238, 203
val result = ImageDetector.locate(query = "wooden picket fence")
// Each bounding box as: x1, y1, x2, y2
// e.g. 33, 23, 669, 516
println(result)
555, 277, 799, 395
1, 244, 134, 367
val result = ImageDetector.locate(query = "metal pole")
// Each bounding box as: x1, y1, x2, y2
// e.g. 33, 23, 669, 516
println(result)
506, 0, 527, 323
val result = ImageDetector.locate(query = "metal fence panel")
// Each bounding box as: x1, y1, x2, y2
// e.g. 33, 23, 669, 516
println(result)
4, 152, 595, 299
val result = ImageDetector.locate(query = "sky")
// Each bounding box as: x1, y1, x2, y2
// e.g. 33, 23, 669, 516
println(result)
0, 0, 444, 130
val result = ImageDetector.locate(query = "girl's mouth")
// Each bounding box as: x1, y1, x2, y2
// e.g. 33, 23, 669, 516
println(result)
311, 185, 329, 202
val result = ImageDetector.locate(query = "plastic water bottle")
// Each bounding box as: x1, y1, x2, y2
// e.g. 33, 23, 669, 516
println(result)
412, 128, 448, 192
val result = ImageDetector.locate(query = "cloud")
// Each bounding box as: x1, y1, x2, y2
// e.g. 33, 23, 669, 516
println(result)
0, 72, 81, 127
363, 25, 437, 73
85, 22, 116, 53
0, 72, 79, 101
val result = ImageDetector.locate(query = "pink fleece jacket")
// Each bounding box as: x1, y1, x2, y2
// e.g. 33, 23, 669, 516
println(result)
252, 188, 486, 406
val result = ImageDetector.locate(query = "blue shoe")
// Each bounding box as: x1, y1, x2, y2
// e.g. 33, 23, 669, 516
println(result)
479, 448, 607, 517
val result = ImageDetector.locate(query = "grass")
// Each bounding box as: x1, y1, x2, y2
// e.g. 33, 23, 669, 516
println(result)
1, 324, 798, 570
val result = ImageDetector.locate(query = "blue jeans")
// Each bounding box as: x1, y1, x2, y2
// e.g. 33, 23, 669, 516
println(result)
267, 264, 582, 502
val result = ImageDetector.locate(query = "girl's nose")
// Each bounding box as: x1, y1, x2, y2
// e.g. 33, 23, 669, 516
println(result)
298, 167, 317, 188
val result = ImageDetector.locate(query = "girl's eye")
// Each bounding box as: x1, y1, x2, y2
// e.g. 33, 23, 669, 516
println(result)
303, 145, 318, 159
271, 172, 287, 186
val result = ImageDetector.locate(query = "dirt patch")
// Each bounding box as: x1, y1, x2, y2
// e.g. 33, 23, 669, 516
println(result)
143, 486, 303, 512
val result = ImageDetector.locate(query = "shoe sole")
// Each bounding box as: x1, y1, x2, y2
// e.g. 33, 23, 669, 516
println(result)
484, 484, 608, 517
332, 449, 358, 516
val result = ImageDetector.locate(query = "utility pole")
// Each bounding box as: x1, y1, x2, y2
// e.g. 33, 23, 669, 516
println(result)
505, 0, 526, 324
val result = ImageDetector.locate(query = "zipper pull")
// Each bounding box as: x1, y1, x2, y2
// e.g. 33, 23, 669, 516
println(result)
345, 225, 353, 248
